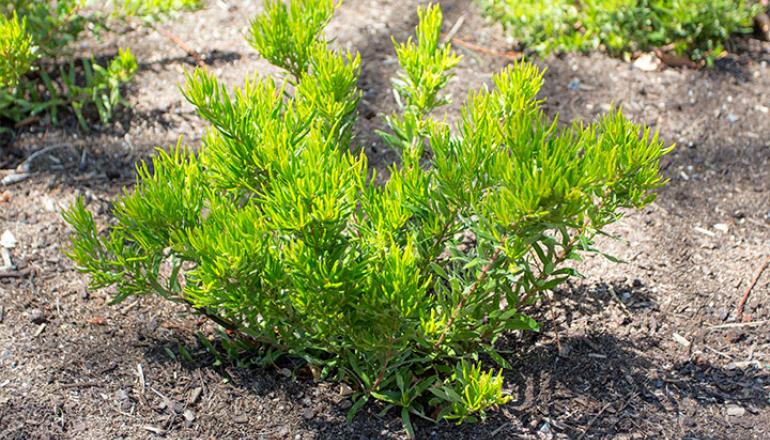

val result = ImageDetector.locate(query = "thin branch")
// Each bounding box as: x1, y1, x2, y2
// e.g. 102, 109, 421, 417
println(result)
707, 319, 770, 331
518, 236, 579, 307
451, 37, 523, 61
145, 273, 265, 349
736, 255, 769, 321
154, 26, 207, 68
371, 336, 395, 391
577, 392, 639, 440
433, 247, 502, 350
545, 291, 562, 353
420, 212, 457, 277
35, 6, 82, 55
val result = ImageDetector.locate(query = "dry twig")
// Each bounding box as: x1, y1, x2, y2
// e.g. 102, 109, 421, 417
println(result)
451, 37, 523, 61
441, 14, 465, 44
707, 319, 770, 331
736, 255, 769, 321
577, 392, 639, 440
155, 26, 207, 68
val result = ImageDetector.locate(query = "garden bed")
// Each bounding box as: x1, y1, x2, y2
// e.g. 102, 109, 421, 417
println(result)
1, 1, 769, 439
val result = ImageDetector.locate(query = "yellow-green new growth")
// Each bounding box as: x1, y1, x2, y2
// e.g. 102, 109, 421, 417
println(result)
0, 12, 37, 89
64, 2, 672, 436
0, 0, 202, 129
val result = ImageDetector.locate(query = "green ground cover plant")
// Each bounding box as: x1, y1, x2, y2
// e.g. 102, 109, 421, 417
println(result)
482, 0, 762, 64
64, 0, 671, 434
0, 0, 201, 129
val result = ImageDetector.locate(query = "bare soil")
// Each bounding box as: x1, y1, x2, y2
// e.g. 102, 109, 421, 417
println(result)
1, 1, 769, 439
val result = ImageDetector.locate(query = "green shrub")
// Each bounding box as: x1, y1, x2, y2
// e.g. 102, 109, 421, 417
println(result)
482, 0, 762, 64
64, 1, 671, 434
0, 0, 201, 129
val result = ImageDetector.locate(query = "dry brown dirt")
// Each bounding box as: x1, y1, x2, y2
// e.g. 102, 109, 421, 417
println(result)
1, 1, 769, 439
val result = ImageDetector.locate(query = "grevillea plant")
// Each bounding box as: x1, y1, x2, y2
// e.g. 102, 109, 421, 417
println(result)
482, 0, 761, 64
0, 0, 201, 129
64, 0, 671, 434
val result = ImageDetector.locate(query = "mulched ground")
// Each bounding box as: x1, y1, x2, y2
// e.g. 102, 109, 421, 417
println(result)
1, 1, 769, 439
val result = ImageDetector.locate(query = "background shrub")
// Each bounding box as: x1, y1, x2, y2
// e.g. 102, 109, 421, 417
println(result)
482, 0, 762, 63
64, 0, 671, 434
0, 0, 201, 129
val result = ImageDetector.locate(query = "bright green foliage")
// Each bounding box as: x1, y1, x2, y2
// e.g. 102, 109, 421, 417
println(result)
0, 12, 36, 89
431, 361, 512, 424
247, 0, 337, 81
380, 4, 461, 162
0, 0, 201, 129
64, 1, 671, 434
117, 0, 203, 20
482, 0, 761, 63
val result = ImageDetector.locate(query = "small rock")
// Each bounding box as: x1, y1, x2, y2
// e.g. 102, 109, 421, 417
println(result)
142, 425, 165, 435
233, 415, 249, 424
339, 383, 353, 396
726, 114, 739, 123
115, 389, 132, 411
672, 332, 691, 348
42, 196, 57, 212
713, 223, 729, 233
726, 404, 745, 417
537, 421, 553, 440
29, 309, 46, 325
726, 360, 761, 370
115, 389, 131, 401
567, 79, 580, 90
187, 386, 203, 405
279, 368, 291, 377
339, 399, 352, 410
183, 409, 195, 422
0, 230, 16, 248
632, 53, 661, 71
302, 408, 315, 420
171, 400, 185, 414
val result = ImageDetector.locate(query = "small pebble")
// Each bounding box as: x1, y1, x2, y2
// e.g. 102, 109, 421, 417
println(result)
29, 309, 46, 325
672, 332, 691, 348
713, 223, 729, 233
726, 404, 745, 417
339, 383, 353, 396
188, 387, 203, 405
